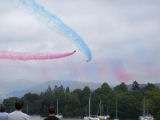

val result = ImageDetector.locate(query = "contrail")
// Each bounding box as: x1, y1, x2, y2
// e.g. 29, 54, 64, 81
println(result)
0, 51, 76, 61
14, 0, 92, 61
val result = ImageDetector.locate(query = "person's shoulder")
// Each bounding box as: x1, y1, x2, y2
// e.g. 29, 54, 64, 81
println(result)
8, 111, 16, 116
4, 112, 8, 115
10, 111, 30, 119
0, 112, 8, 115
20, 112, 30, 118
0, 112, 8, 116
8, 111, 16, 119
54, 116, 60, 120
44, 116, 60, 120
20, 112, 30, 120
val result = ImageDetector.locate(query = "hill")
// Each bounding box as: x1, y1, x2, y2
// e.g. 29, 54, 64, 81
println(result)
2, 80, 102, 98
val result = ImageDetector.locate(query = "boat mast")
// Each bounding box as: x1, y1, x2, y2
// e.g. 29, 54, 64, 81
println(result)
116, 98, 118, 119
100, 100, 102, 115
89, 94, 91, 117
102, 103, 104, 115
57, 99, 58, 115
106, 102, 109, 115
27, 104, 29, 114
143, 97, 146, 116
146, 100, 148, 115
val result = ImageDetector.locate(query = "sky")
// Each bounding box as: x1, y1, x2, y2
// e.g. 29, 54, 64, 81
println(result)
0, 0, 160, 86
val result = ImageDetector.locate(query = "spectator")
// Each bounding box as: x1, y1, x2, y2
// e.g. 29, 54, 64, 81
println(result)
0, 105, 8, 120
8, 100, 30, 120
44, 106, 59, 120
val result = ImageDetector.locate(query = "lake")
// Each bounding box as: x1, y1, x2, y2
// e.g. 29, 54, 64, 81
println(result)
30, 116, 138, 120
31, 116, 82, 120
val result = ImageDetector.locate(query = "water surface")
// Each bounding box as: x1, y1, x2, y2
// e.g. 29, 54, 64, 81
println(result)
31, 116, 81, 120
30, 116, 138, 120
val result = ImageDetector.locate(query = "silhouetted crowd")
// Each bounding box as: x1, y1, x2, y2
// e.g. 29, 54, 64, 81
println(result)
0, 100, 60, 120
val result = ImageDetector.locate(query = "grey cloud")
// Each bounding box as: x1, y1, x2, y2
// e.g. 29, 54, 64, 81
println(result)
0, 0, 160, 85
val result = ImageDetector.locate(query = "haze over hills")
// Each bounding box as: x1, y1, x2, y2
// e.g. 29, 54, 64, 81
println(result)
0, 80, 160, 101
0, 80, 102, 99
25, 80, 102, 93
0, 80, 37, 98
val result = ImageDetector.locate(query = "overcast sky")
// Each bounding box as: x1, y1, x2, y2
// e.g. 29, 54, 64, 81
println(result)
0, 0, 160, 85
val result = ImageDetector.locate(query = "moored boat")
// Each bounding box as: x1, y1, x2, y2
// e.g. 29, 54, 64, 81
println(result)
55, 99, 63, 119
139, 97, 154, 120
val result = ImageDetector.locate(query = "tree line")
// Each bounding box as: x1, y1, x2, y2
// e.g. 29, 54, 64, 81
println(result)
1, 81, 160, 120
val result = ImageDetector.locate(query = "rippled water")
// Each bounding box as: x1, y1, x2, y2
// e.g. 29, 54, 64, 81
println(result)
30, 116, 138, 120
30, 116, 82, 120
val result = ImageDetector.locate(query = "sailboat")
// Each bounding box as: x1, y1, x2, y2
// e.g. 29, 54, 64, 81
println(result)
114, 99, 119, 120
139, 97, 154, 120
84, 95, 99, 120
55, 99, 63, 119
106, 103, 110, 119
97, 100, 109, 120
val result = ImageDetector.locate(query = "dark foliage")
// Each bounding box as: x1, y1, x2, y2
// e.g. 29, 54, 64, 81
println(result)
2, 82, 160, 120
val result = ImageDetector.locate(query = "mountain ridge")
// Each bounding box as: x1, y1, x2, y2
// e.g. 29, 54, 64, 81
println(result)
0, 80, 160, 101
0, 80, 102, 99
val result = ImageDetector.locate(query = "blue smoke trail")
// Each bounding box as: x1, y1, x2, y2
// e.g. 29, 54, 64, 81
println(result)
15, 0, 92, 61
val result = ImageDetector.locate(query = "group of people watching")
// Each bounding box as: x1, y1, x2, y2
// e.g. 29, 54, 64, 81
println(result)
0, 100, 59, 120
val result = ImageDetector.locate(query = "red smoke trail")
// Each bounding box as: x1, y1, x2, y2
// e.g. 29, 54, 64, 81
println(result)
115, 69, 131, 83
0, 51, 76, 61
109, 59, 131, 83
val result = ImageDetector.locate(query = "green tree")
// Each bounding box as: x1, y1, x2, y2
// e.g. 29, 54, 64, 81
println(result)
2, 82, 160, 119
146, 87, 160, 120
132, 81, 140, 91
101, 83, 112, 95
143, 83, 157, 91
66, 87, 70, 94
3, 97, 19, 112
114, 83, 128, 93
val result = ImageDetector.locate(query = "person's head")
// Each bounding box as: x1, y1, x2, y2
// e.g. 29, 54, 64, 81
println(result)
48, 106, 56, 115
15, 100, 24, 111
0, 106, 5, 112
